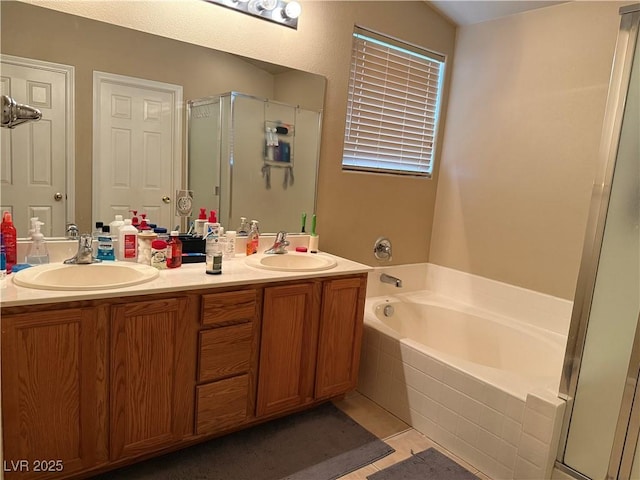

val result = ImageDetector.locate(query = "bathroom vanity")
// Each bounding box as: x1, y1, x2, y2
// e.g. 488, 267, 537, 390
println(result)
0, 254, 370, 479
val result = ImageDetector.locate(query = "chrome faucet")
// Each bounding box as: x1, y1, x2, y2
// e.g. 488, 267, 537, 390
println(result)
380, 273, 402, 288
264, 231, 290, 254
65, 223, 79, 239
64, 234, 101, 264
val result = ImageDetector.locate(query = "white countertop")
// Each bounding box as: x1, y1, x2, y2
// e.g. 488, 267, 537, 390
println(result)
0, 252, 373, 308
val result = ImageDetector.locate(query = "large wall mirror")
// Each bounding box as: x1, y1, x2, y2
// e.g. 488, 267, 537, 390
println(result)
0, 2, 325, 238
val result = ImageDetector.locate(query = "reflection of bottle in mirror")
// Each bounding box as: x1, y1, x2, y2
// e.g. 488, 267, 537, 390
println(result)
246, 220, 259, 255
224, 231, 236, 259
238, 217, 249, 236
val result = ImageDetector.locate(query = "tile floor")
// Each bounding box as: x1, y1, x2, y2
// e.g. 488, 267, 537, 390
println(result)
333, 391, 492, 480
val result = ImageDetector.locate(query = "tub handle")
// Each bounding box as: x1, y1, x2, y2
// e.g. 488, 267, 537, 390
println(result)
374, 237, 392, 261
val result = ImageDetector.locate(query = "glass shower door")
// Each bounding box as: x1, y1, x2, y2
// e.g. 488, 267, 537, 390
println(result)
559, 5, 640, 479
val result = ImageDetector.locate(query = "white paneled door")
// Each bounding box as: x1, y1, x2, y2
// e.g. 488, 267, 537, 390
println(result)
93, 72, 182, 230
0, 55, 74, 237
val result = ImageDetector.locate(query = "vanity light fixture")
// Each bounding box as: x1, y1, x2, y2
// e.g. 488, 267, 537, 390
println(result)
205, 0, 301, 29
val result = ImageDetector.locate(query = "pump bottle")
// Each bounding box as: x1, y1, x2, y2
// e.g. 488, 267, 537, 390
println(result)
245, 220, 260, 255
25, 218, 50, 265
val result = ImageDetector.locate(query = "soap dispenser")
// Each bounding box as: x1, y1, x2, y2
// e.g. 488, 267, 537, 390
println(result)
25, 218, 50, 265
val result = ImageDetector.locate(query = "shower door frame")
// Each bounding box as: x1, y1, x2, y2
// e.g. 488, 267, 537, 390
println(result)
556, 3, 640, 479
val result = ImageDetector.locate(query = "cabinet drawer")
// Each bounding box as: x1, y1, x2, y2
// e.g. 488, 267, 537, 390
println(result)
198, 322, 253, 382
196, 374, 249, 435
201, 289, 258, 327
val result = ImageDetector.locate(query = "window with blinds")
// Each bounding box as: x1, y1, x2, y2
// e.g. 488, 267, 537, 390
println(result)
342, 27, 445, 177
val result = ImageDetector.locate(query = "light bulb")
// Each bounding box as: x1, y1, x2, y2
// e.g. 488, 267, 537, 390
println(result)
283, 1, 301, 19
257, 0, 278, 11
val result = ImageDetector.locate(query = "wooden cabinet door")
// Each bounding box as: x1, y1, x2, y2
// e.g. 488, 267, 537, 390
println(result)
315, 276, 367, 399
1, 307, 109, 479
256, 282, 320, 417
110, 296, 197, 461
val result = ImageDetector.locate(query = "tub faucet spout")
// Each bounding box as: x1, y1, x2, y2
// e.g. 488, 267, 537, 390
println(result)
380, 273, 402, 288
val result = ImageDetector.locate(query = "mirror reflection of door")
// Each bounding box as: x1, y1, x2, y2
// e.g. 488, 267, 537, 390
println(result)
0, 55, 74, 237
93, 72, 182, 230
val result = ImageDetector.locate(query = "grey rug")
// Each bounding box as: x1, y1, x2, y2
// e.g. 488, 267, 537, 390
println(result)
92, 402, 394, 480
367, 448, 480, 480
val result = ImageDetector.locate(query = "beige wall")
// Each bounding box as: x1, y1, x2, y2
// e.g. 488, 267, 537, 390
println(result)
4, 0, 456, 266
429, 1, 625, 299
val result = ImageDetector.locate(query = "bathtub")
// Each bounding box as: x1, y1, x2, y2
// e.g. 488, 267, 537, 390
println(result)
358, 265, 569, 480
368, 293, 565, 399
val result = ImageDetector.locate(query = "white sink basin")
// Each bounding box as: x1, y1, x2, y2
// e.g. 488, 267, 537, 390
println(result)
13, 263, 159, 291
245, 253, 337, 272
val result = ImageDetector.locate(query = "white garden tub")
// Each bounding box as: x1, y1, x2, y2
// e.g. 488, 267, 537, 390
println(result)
357, 264, 570, 480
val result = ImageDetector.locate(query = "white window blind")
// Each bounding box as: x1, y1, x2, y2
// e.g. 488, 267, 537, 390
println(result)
342, 27, 445, 177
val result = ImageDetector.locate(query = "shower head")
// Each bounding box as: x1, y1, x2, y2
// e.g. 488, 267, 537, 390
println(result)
1, 94, 42, 129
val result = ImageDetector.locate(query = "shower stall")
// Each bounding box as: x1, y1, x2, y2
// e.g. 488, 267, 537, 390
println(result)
186, 92, 322, 233
557, 4, 640, 480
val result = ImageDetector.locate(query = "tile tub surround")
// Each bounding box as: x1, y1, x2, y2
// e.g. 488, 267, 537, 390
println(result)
360, 263, 570, 479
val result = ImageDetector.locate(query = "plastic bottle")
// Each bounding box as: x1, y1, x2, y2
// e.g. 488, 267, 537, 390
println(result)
204, 210, 220, 241
118, 219, 139, 262
130, 210, 140, 229
167, 231, 182, 269
195, 208, 207, 237
224, 230, 236, 259
92, 221, 104, 239
1, 211, 17, 273
237, 217, 249, 236
245, 220, 259, 256
205, 219, 222, 274
137, 214, 151, 231
96, 226, 116, 261
110, 214, 125, 260
25, 219, 50, 265
1, 234, 7, 281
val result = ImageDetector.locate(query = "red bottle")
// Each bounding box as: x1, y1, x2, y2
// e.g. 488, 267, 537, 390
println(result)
1, 211, 17, 273
166, 230, 182, 268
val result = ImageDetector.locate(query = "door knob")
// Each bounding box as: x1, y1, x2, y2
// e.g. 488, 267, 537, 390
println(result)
53, 192, 63, 201
162, 196, 171, 204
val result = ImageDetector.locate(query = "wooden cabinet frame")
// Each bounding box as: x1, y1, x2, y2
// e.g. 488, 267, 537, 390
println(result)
1, 273, 367, 479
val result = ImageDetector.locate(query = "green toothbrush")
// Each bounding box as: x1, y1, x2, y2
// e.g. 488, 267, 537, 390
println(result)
301, 212, 307, 233
311, 214, 317, 236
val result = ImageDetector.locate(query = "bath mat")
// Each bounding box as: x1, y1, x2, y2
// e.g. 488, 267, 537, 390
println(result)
367, 447, 480, 480
91, 402, 394, 480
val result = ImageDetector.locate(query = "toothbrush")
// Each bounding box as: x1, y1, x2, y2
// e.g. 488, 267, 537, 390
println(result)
301, 212, 307, 233
311, 214, 317, 236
